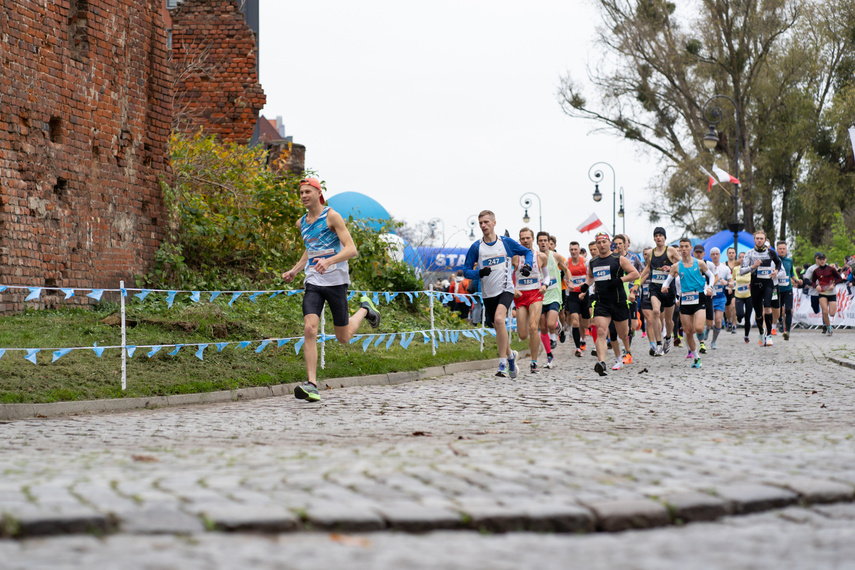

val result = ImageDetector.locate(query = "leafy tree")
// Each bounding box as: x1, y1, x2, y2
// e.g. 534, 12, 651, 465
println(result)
558, 0, 855, 244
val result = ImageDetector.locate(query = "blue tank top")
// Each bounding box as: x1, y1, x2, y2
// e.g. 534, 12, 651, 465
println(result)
300, 207, 350, 286
678, 257, 705, 293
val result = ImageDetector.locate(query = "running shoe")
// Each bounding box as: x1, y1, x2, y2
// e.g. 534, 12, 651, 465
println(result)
691, 357, 702, 369
783, 331, 790, 341
559, 328, 566, 344
673, 335, 682, 347
550, 339, 557, 351
771, 327, 777, 336
699, 341, 706, 354
545, 354, 554, 369
622, 352, 633, 364
710, 340, 717, 350
827, 327, 833, 337
686, 350, 694, 359
759, 336, 766, 347
744, 336, 750, 344
654, 345, 664, 357
294, 382, 321, 402
360, 295, 381, 328
663, 338, 672, 354
530, 361, 539, 374
611, 359, 623, 371
591, 348, 598, 357
766, 335, 774, 346
594, 361, 607, 376
649, 343, 656, 356
574, 348, 582, 357
496, 362, 508, 378
508, 350, 519, 379
580, 341, 587, 351
822, 326, 828, 335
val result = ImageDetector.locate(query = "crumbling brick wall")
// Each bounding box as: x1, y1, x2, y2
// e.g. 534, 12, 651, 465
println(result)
170, 0, 265, 143
0, 0, 171, 312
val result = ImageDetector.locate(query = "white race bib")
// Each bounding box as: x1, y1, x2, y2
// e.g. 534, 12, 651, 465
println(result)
642, 284, 649, 296
777, 273, 790, 286
681, 291, 699, 305
652, 269, 668, 284
757, 267, 773, 279
308, 248, 337, 268
571, 275, 586, 286
482, 255, 506, 268
593, 267, 611, 282
736, 284, 749, 294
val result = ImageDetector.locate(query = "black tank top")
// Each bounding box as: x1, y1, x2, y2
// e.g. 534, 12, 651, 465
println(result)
590, 254, 626, 304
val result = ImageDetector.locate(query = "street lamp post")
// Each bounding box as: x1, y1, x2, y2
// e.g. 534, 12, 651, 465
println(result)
466, 215, 478, 241
588, 162, 616, 236
519, 192, 542, 232
702, 94, 743, 256
617, 187, 625, 234
428, 217, 445, 245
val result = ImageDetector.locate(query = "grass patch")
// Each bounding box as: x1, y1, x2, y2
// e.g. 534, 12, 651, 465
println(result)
0, 295, 518, 403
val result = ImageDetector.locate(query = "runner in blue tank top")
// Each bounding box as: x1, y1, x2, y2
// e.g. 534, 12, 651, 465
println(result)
282, 178, 381, 403
662, 237, 715, 369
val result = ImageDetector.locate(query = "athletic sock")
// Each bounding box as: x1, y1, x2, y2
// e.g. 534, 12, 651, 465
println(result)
572, 327, 581, 348
713, 327, 721, 342
540, 332, 550, 353
696, 332, 704, 342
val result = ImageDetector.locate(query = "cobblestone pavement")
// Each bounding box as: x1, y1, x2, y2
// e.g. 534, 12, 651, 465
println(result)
1, 330, 854, 568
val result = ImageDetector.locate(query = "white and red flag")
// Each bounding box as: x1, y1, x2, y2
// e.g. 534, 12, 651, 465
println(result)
699, 165, 720, 192
576, 213, 603, 233
712, 163, 740, 185
848, 126, 855, 161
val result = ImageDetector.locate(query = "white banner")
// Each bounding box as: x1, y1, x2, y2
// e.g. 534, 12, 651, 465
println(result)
792, 285, 855, 327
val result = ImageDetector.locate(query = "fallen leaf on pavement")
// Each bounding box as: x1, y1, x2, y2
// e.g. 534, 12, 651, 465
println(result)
329, 534, 371, 548
131, 455, 158, 463
638, 368, 648, 374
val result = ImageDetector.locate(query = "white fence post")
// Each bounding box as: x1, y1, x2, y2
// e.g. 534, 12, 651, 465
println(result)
429, 284, 436, 356
320, 311, 326, 369
120, 280, 127, 391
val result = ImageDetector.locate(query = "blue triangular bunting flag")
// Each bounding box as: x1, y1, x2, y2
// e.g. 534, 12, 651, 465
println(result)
295, 338, 304, 355
195, 344, 208, 360
362, 336, 372, 352
168, 345, 183, 356
86, 289, 104, 301
147, 346, 163, 358
61, 288, 75, 299
52, 348, 72, 362
277, 338, 291, 347
215, 342, 229, 352
126, 346, 137, 358
165, 291, 177, 308
190, 291, 201, 302
92, 343, 105, 357
25, 349, 39, 364
255, 340, 271, 353
229, 292, 243, 306
210, 291, 222, 302
386, 333, 396, 350
236, 341, 250, 349
374, 334, 386, 348
25, 288, 41, 301
134, 290, 151, 301
405, 292, 413, 302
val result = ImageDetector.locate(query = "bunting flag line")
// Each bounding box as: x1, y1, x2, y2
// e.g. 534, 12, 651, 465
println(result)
215, 342, 229, 352
165, 291, 178, 308
249, 291, 263, 303
25, 288, 41, 301
255, 340, 271, 353
195, 344, 207, 360
92, 343, 106, 357
386, 333, 396, 350
229, 292, 243, 306
52, 348, 72, 362
86, 289, 104, 301
25, 349, 39, 364
135, 290, 151, 301
126, 346, 137, 358
210, 291, 222, 302
167, 345, 183, 356
61, 288, 75, 299
190, 291, 201, 303
148, 346, 163, 358
294, 338, 304, 355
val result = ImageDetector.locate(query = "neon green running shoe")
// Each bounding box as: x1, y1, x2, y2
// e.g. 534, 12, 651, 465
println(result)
294, 382, 321, 402
360, 295, 381, 328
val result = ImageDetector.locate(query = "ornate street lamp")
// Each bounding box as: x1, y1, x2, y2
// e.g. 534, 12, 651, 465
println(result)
702, 95, 744, 255
519, 192, 542, 231
588, 162, 616, 236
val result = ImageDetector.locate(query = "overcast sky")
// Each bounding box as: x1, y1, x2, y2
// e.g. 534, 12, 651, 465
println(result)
258, 1, 665, 250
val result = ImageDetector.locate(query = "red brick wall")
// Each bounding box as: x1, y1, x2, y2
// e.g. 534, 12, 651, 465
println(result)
0, 0, 171, 312
170, 0, 265, 143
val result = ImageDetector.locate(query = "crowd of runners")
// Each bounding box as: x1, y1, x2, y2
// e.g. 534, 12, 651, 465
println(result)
283, 180, 848, 401
460, 211, 849, 379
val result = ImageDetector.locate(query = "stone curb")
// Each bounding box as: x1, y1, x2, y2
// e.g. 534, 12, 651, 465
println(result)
828, 356, 855, 371
0, 357, 506, 422
2, 478, 852, 539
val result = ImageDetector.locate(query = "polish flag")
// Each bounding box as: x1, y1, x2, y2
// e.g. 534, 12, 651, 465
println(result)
576, 213, 603, 233
699, 165, 719, 192
712, 163, 740, 185
849, 127, 855, 161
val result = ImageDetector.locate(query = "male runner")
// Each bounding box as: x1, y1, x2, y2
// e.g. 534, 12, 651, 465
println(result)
662, 238, 715, 368
692, 244, 715, 353
725, 247, 740, 333
565, 241, 591, 358
282, 177, 381, 403
739, 231, 782, 346
583, 232, 640, 375
613, 234, 641, 363
707, 247, 733, 349
515, 228, 549, 373
537, 231, 570, 368
549, 235, 569, 344
810, 252, 844, 336
638, 227, 680, 356
462, 210, 534, 378
772, 240, 799, 340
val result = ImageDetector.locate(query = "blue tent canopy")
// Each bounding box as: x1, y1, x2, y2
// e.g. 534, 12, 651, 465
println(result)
325, 191, 391, 231
699, 230, 754, 259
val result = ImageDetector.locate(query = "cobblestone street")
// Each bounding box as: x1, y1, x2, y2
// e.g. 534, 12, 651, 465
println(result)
1, 330, 854, 568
